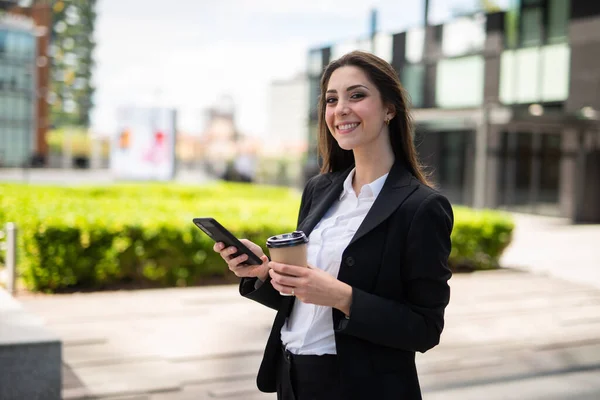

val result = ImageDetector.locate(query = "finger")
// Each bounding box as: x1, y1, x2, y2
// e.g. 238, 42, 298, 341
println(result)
269, 269, 299, 287
269, 278, 294, 294
260, 255, 269, 265
269, 261, 307, 277
222, 246, 238, 260
228, 253, 248, 269
213, 242, 224, 252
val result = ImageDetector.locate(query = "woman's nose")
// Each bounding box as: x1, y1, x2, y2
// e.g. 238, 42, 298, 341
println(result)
336, 102, 350, 117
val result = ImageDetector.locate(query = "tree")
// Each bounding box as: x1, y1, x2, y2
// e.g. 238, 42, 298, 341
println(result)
481, 0, 502, 13
49, 0, 96, 128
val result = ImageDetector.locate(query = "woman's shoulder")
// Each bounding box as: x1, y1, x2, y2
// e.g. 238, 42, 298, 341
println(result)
405, 179, 453, 216
304, 169, 343, 190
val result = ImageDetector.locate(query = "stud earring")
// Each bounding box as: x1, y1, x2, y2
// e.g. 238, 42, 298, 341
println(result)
384, 118, 390, 126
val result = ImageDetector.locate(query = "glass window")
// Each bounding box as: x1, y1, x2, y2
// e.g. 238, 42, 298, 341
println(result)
541, 44, 570, 101
428, 0, 512, 25
515, 47, 540, 103
0, 63, 6, 92
0, 30, 6, 54
499, 50, 516, 104
17, 32, 26, 59
515, 132, 533, 205
538, 134, 561, 205
521, 7, 543, 47
401, 64, 425, 108
0, 94, 6, 119
504, 7, 520, 49
547, 0, 569, 44
439, 131, 467, 203
6, 31, 18, 56
17, 96, 29, 119
436, 56, 484, 108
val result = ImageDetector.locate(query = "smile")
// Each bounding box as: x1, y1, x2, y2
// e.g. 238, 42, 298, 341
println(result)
336, 122, 360, 133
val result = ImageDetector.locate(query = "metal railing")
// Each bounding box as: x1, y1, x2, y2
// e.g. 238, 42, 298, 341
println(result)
0, 222, 17, 295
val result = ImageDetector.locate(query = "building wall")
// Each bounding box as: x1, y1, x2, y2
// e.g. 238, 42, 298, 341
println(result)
267, 75, 309, 156
566, 14, 600, 113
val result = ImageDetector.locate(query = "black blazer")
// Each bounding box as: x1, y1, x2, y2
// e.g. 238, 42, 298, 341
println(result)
240, 160, 453, 399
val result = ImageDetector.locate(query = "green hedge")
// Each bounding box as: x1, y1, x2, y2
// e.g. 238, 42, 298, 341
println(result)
0, 183, 514, 293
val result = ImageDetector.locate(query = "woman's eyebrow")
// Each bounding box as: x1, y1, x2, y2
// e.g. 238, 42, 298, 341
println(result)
326, 84, 370, 94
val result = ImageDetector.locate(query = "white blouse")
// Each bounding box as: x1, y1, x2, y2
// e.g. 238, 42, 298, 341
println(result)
281, 168, 389, 355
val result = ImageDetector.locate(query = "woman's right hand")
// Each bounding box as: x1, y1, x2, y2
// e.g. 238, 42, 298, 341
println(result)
213, 239, 270, 281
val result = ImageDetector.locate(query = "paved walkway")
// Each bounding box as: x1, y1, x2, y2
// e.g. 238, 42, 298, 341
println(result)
501, 213, 600, 289
15, 213, 600, 399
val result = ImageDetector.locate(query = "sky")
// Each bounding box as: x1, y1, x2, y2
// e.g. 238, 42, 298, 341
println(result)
89, 0, 504, 139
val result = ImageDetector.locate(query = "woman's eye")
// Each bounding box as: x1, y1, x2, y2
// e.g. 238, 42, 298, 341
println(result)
326, 97, 337, 104
351, 92, 365, 100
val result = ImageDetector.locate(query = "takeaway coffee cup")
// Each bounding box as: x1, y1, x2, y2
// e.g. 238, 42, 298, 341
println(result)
266, 231, 309, 296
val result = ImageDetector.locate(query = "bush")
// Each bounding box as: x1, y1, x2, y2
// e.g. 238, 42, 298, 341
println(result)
451, 206, 515, 270
0, 183, 301, 292
0, 183, 514, 293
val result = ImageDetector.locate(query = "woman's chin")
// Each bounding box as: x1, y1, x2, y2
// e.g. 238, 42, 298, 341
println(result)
335, 140, 356, 151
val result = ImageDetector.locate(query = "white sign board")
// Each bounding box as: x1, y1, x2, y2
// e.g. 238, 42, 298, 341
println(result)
111, 107, 176, 181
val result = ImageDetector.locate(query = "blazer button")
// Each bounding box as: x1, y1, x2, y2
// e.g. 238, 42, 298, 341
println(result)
345, 256, 355, 267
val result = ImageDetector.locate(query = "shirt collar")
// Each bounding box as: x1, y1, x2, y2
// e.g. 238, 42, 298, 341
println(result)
339, 168, 389, 200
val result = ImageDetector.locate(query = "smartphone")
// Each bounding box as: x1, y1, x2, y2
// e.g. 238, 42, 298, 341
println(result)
192, 217, 263, 266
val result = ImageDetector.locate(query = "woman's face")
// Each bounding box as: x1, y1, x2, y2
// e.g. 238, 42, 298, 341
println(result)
324, 65, 392, 152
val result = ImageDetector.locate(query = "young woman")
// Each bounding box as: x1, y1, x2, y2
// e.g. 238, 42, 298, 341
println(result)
214, 50, 453, 400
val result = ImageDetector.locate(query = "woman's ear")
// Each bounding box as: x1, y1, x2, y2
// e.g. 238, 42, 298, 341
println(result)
386, 104, 396, 121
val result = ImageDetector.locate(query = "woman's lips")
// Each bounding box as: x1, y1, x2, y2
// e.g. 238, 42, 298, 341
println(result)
336, 122, 360, 134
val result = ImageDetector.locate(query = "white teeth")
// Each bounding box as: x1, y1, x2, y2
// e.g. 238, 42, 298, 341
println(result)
338, 123, 359, 130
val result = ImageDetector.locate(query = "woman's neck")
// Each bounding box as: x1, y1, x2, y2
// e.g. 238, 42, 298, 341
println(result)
352, 146, 395, 193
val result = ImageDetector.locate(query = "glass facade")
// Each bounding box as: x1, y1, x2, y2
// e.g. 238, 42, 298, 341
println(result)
519, 0, 570, 47
497, 131, 562, 216
303, 0, 592, 220
500, 44, 570, 104
402, 64, 425, 108
415, 130, 472, 205
547, 0, 569, 43
0, 23, 36, 167
436, 56, 485, 108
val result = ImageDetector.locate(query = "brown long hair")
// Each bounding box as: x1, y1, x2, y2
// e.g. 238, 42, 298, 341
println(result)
317, 50, 432, 187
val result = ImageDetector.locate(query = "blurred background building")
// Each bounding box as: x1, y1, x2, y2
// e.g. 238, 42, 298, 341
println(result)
0, 0, 51, 168
307, 0, 600, 223
0, 0, 94, 169
267, 74, 309, 158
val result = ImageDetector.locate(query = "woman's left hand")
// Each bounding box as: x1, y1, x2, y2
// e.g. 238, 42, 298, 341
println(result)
268, 261, 352, 314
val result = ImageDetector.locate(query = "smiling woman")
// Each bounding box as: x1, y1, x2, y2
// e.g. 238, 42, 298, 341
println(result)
318, 51, 432, 189
214, 51, 454, 400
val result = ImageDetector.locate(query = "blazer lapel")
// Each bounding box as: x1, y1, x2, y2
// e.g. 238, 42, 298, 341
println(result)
348, 161, 417, 247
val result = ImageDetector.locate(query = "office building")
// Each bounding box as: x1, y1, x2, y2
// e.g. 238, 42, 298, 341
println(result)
0, 11, 36, 167
0, 0, 51, 167
307, 0, 600, 223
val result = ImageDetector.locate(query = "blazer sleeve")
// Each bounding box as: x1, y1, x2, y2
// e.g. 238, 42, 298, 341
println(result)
334, 192, 453, 353
239, 175, 318, 310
